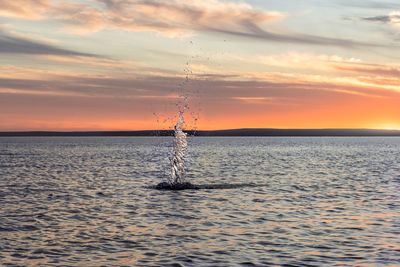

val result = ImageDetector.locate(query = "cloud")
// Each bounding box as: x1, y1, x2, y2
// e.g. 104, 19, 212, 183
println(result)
362, 11, 400, 28
49, 0, 284, 38
255, 52, 400, 89
0, 0, 50, 19
0, 0, 381, 48
204, 21, 379, 48
90, 0, 382, 47
50, 2, 106, 34
98, 0, 283, 36
0, 30, 97, 56
260, 52, 361, 66
335, 62, 400, 77
1, 62, 399, 102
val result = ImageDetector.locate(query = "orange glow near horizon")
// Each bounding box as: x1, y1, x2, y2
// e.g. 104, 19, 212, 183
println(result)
1, 104, 399, 131
1, 82, 400, 131
375, 123, 400, 131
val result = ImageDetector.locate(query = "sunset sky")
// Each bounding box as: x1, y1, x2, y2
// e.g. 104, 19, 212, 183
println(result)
1, 0, 400, 131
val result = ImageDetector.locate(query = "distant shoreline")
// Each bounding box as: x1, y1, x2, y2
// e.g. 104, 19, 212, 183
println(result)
1, 129, 400, 137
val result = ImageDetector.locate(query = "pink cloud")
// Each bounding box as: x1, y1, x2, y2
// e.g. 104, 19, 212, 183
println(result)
47, 0, 284, 36
0, 0, 50, 19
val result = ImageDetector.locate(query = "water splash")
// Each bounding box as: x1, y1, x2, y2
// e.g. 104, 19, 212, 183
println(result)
156, 109, 193, 190
168, 110, 188, 185
155, 40, 228, 189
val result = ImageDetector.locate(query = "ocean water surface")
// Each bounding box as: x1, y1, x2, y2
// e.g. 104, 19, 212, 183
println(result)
0, 137, 399, 266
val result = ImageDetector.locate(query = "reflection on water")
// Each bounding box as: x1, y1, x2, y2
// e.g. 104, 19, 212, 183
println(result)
0, 137, 399, 266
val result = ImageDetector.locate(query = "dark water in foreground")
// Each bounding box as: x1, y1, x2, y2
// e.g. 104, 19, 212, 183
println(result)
0, 137, 399, 267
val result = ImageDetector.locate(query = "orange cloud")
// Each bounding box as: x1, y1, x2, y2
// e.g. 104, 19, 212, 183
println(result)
50, 2, 106, 34
0, 0, 283, 36
54, 0, 284, 36
0, 0, 50, 19
335, 62, 400, 77
0, 0, 377, 48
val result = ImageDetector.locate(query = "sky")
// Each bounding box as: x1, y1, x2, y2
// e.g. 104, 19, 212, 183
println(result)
1, 0, 400, 131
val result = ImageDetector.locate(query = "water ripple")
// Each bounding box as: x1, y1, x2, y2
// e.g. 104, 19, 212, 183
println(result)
0, 137, 399, 266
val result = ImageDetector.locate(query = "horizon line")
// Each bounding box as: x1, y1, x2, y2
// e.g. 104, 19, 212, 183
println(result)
2, 127, 400, 132
1, 128, 400, 137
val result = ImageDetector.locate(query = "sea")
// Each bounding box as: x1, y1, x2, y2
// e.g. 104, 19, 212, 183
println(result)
0, 137, 399, 267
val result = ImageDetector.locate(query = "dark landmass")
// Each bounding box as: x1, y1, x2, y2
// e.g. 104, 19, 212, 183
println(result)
1, 128, 400, 137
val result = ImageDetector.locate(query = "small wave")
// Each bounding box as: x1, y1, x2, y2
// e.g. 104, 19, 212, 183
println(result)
148, 182, 268, 191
